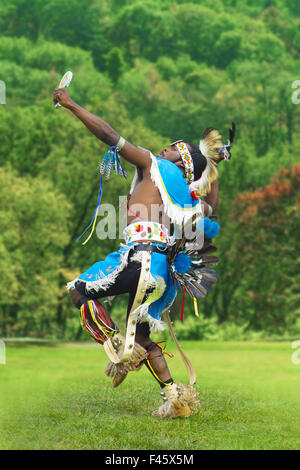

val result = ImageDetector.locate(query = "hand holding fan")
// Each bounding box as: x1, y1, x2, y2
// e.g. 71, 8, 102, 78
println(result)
55, 71, 73, 108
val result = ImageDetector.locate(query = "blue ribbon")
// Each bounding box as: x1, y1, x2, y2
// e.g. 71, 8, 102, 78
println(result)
76, 145, 127, 244
76, 174, 103, 242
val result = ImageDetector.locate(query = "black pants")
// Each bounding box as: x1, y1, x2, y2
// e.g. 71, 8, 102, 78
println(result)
74, 258, 151, 338
73, 255, 173, 387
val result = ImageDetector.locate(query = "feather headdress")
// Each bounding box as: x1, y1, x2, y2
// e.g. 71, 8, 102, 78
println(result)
189, 122, 236, 197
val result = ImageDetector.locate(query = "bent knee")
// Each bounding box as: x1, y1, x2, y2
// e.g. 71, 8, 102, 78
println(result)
68, 287, 84, 309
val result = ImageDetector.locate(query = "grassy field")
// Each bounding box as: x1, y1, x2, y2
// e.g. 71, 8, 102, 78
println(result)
0, 340, 299, 450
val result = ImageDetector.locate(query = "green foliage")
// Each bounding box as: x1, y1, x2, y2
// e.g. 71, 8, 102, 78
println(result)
0, 165, 71, 338
227, 164, 300, 333
172, 314, 219, 341
169, 316, 259, 341
0, 0, 299, 340
105, 47, 126, 84
24, 40, 94, 71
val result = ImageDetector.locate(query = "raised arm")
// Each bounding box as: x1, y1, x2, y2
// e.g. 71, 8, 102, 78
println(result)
53, 88, 151, 169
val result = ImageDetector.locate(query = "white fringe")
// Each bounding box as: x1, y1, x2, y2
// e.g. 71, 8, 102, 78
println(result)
129, 168, 138, 195
149, 153, 203, 226
129, 274, 176, 333
132, 302, 166, 332
129, 257, 168, 331
129, 250, 144, 264
66, 245, 133, 293
66, 247, 172, 332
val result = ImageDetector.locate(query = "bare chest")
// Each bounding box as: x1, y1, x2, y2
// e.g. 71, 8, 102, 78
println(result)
127, 169, 165, 224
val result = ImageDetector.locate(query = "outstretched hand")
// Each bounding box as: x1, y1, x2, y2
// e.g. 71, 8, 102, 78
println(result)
53, 88, 74, 108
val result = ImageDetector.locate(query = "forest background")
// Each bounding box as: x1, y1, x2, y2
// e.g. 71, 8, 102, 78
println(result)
0, 0, 299, 342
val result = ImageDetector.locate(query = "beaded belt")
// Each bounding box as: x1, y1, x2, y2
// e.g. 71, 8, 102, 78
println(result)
123, 221, 170, 245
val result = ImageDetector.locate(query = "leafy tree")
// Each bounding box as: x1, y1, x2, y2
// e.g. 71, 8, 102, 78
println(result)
229, 164, 300, 332
0, 0, 300, 339
214, 31, 243, 68
0, 165, 71, 338
105, 47, 126, 84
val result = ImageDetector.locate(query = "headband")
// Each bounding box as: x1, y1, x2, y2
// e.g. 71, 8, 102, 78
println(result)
174, 141, 194, 185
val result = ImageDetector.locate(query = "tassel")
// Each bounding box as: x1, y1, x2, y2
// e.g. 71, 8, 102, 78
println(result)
76, 145, 126, 246
99, 146, 127, 180
193, 297, 199, 317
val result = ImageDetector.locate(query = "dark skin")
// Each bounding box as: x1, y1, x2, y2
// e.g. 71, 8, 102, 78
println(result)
55, 88, 219, 384
53, 88, 218, 231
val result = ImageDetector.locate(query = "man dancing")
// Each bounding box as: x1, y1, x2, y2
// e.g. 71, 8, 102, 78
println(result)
53, 87, 235, 419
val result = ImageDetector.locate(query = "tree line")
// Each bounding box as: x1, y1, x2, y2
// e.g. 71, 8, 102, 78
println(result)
0, 0, 299, 339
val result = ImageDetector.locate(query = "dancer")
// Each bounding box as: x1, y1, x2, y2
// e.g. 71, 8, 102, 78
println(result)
53, 87, 235, 418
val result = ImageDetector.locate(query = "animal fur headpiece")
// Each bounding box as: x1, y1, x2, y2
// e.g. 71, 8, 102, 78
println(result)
174, 122, 236, 197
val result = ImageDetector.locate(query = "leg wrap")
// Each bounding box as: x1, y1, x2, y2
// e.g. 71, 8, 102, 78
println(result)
79, 300, 146, 384
80, 300, 118, 345
144, 342, 174, 388
105, 333, 147, 387
152, 382, 200, 419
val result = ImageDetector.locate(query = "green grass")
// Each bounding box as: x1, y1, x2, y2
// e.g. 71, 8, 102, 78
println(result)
0, 340, 299, 450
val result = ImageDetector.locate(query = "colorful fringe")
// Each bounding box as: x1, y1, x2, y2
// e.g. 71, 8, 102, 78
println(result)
80, 300, 118, 344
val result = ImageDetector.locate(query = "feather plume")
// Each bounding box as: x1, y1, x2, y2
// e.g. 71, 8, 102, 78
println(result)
222, 122, 236, 160
189, 124, 236, 197
199, 255, 219, 266
188, 128, 223, 197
